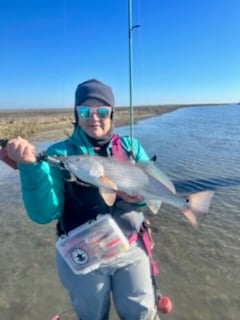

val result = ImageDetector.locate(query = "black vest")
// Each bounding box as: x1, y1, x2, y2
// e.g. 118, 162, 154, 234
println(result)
58, 181, 111, 235
57, 144, 111, 235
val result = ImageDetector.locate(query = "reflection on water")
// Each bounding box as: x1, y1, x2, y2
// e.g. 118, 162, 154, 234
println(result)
1, 104, 240, 320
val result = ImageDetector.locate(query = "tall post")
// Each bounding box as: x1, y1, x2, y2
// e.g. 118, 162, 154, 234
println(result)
128, 0, 134, 159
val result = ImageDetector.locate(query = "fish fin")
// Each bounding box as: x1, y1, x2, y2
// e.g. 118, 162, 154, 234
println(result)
99, 175, 118, 191
137, 161, 176, 194
182, 191, 214, 227
146, 200, 162, 214
99, 188, 117, 206
182, 209, 198, 227
98, 175, 118, 206
64, 171, 78, 183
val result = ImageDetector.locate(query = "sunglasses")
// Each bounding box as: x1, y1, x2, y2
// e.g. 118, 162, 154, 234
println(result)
76, 106, 112, 120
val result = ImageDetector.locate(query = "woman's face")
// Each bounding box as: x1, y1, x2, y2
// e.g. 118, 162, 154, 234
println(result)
76, 99, 113, 139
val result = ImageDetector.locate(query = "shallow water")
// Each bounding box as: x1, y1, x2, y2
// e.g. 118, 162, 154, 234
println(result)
118, 104, 240, 320
0, 104, 239, 319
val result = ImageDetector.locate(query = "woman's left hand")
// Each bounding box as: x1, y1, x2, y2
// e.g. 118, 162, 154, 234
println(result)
117, 191, 144, 204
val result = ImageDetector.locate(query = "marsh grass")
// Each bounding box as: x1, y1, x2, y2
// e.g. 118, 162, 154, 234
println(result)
0, 105, 182, 141
0, 112, 74, 140
0, 118, 39, 139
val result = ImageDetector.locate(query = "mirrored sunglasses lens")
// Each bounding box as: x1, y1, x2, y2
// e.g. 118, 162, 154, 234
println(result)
78, 107, 90, 119
97, 108, 110, 118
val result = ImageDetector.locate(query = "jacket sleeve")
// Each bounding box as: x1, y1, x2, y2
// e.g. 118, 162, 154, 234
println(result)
18, 158, 65, 224
120, 136, 150, 162
133, 138, 150, 162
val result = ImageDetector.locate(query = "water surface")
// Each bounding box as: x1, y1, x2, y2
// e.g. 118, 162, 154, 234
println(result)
0, 104, 239, 319
118, 104, 240, 320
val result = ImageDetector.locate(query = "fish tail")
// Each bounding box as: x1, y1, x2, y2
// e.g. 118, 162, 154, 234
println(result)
182, 191, 214, 227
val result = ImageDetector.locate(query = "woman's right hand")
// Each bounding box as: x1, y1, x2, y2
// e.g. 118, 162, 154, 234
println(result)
117, 191, 144, 204
7, 136, 36, 163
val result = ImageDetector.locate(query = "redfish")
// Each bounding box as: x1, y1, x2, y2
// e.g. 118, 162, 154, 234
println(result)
64, 154, 214, 227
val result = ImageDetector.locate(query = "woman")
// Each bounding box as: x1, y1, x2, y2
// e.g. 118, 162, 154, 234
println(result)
7, 79, 160, 320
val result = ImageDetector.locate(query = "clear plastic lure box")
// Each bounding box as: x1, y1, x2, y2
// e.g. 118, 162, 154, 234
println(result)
56, 214, 129, 274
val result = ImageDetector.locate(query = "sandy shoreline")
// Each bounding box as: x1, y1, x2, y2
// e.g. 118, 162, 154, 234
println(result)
0, 103, 218, 142
0, 105, 184, 141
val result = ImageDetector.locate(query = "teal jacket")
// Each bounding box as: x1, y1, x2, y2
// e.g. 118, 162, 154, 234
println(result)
18, 127, 150, 225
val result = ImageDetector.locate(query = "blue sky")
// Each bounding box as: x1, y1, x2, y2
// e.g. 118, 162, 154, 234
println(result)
0, 0, 239, 109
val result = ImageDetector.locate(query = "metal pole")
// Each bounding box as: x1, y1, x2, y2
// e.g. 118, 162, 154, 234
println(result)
128, 0, 134, 159
128, 0, 141, 160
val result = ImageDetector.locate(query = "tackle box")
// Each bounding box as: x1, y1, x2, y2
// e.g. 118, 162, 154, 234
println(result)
56, 214, 129, 274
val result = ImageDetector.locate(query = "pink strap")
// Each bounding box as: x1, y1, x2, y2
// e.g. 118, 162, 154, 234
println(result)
128, 232, 138, 244
128, 230, 159, 275
111, 134, 129, 162
151, 258, 160, 276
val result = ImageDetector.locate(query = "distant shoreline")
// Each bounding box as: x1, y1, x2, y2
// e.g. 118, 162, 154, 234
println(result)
0, 102, 228, 115
0, 103, 229, 142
